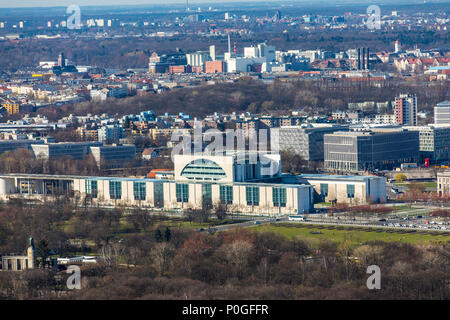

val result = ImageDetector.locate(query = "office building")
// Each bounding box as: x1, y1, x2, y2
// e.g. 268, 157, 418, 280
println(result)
0, 139, 44, 155
404, 125, 450, 163
284, 174, 386, 204
434, 101, 450, 125
395, 94, 418, 126
324, 130, 419, 172
31, 142, 102, 160
89, 144, 136, 168
0, 151, 386, 214
273, 124, 348, 161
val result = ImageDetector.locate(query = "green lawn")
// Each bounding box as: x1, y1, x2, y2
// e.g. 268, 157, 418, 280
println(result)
394, 182, 437, 189
252, 223, 449, 247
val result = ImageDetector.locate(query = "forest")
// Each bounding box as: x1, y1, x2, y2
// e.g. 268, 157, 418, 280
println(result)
0, 200, 448, 300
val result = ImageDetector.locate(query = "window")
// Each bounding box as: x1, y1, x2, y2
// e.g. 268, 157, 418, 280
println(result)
220, 185, 233, 204
246, 186, 259, 206
320, 183, 328, 197
85, 180, 98, 198
347, 184, 355, 199
273, 187, 287, 207
133, 182, 146, 201
180, 159, 227, 181
176, 183, 189, 203
203, 184, 212, 206
109, 181, 122, 200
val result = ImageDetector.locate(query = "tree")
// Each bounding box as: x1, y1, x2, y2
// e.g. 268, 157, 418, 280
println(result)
36, 239, 51, 268
395, 173, 407, 183
223, 240, 254, 279
150, 242, 175, 276
164, 227, 172, 242
155, 229, 163, 242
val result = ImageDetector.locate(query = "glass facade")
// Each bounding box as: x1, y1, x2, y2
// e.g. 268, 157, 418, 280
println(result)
176, 183, 189, 203
272, 187, 287, 207
347, 184, 355, 198
180, 159, 226, 181
320, 183, 328, 197
246, 186, 259, 206
109, 181, 122, 200
133, 182, 146, 201
219, 185, 233, 204
85, 180, 98, 198
203, 184, 212, 206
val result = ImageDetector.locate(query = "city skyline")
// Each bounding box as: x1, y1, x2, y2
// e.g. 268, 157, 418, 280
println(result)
0, 0, 447, 9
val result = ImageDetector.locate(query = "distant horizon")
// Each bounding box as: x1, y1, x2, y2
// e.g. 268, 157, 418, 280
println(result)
0, 0, 449, 9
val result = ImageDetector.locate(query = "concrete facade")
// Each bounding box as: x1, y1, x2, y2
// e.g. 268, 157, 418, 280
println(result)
437, 171, 450, 195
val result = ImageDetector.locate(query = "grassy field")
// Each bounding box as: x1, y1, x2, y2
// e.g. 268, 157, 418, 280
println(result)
252, 223, 450, 247
395, 182, 437, 189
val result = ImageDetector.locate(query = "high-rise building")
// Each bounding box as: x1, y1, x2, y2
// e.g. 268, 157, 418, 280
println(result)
357, 47, 370, 70
434, 101, 450, 125
395, 94, 417, 126
58, 52, 66, 68
394, 40, 401, 53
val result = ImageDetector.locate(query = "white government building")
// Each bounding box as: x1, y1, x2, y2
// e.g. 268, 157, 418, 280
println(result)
0, 153, 386, 215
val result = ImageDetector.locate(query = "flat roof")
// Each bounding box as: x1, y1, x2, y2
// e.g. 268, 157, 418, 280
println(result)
0, 173, 310, 188
296, 174, 378, 182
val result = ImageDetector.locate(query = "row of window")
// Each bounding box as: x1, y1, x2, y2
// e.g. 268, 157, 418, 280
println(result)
85, 181, 291, 205
318, 183, 355, 199
86, 180, 146, 201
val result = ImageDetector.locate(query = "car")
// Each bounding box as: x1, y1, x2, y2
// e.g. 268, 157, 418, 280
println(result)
379, 218, 387, 222
416, 215, 423, 219
199, 228, 205, 232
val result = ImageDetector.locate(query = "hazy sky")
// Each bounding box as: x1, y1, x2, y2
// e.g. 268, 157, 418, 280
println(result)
0, 0, 446, 8
0, 0, 292, 8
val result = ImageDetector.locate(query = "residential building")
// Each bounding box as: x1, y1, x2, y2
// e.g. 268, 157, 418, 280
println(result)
98, 124, 123, 143
395, 93, 417, 126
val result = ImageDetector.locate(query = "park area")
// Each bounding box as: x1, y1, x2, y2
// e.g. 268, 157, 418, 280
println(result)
252, 223, 450, 247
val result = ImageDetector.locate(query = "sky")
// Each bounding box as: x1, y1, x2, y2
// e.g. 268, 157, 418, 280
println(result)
0, 0, 290, 8
0, 0, 447, 8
